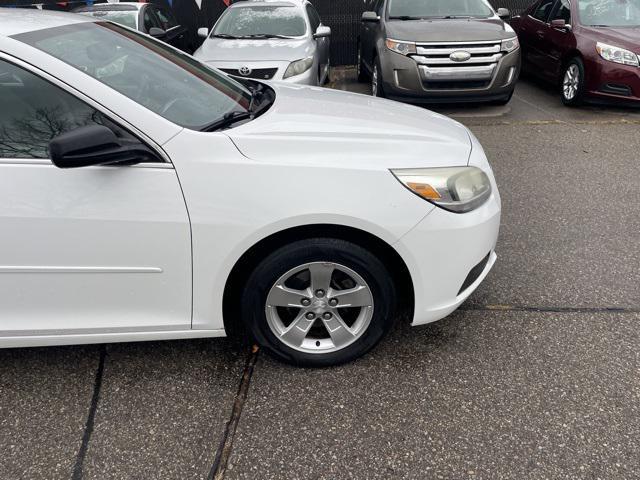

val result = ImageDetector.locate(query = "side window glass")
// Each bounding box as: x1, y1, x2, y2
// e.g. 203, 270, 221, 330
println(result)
156, 8, 178, 30
0, 60, 105, 159
374, 0, 385, 15
0, 59, 151, 161
143, 8, 160, 32
532, 0, 555, 21
551, 0, 571, 23
306, 4, 321, 32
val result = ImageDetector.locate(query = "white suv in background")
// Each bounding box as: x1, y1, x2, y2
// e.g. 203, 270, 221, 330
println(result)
194, 0, 331, 85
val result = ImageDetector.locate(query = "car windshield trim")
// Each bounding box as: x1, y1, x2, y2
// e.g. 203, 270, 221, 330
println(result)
13, 22, 256, 131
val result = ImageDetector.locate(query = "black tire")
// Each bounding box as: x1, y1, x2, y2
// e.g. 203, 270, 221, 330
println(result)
240, 238, 396, 367
561, 57, 586, 106
357, 41, 369, 82
372, 57, 385, 98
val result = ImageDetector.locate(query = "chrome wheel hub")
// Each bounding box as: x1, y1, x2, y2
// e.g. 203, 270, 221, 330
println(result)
265, 262, 374, 354
563, 64, 579, 100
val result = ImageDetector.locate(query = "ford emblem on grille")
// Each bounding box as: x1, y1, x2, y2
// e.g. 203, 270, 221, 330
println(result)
238, 66, 252, 76
450, 51, 472, 62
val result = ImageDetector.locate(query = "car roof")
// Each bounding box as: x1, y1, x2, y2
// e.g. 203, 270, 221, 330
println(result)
74, 3, 144, 13
0, 8, 96, 37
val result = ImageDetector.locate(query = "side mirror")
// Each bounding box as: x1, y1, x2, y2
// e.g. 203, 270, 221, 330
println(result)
362, 11, 380, 22
497, 8, 510, 19
49, 125, 154, 169
551, 19, 572, 30
314, 25, 331, 38
197, 27, 209, 39
149, 27, 167, 38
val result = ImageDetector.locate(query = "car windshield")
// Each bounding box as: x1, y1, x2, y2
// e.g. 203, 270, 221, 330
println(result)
388, 0, 494, 19
578, 0, 640, 26
212, 5, 307, 37
77, 10, 138, 29
14, 22, 253, 130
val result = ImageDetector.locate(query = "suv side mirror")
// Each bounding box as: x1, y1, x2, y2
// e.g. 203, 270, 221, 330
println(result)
49, 125, 155, 169
362, 11, 380, 22
197, 27, 209, 39
551, 19, 572, 30
149, 27, 167, 38
497, 8, 510, 19
314, 25, 331, 38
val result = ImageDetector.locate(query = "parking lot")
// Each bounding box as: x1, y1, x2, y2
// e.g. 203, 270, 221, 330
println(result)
2, 69, 639, 480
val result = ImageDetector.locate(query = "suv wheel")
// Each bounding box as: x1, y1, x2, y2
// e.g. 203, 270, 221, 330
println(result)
240, 238, 396, 367
561, 58, 585, 106
372, 59, 385, 98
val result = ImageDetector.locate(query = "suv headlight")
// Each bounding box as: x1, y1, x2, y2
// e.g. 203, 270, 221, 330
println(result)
283, 57, 314, 79
386, 39, 416, 55
501, 37, 519, 53
391, 167, 492, 213
596, 42, 639, 67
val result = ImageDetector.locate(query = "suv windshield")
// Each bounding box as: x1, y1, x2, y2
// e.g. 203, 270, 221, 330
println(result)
578, 0, 640, 27
14, 22, 253, 130
388, 0, 494, 19
76, 10, 138, 29
213, 6, 307, 37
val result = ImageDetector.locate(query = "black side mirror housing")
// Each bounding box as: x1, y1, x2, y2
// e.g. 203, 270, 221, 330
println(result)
362, 11, 380, 22
497, 8, 510, 19
149, 27, 167, 38
49, 125, 155, 169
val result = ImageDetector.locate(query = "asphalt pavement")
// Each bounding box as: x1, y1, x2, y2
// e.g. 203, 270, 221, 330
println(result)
1, 68, 639, 480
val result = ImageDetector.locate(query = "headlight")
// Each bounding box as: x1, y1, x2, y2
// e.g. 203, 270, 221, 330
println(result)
596, 42, 639, 67
391, 167, 492, 213
283, 57, 314, 79
501, 37, 519, 53
385, 39, 416, 55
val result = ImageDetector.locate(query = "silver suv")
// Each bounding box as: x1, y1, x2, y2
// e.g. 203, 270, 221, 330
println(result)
194, 0, 331, 86
358, 0, 521, 104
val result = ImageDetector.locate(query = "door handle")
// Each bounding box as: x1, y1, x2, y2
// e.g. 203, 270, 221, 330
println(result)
536, 31, 545, 38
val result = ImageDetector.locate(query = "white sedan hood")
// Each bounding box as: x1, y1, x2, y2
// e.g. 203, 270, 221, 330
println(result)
226, 83, 472, 170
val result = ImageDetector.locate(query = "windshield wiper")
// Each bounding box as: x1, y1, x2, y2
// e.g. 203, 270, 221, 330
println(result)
211, 33, 242, 39
241, 34, 294, 39
443, 15, 473, 19
389, 15, 424, 20
199, 111, 253, 132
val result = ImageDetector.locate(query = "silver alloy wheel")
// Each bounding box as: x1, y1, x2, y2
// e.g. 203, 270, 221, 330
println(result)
563, 64, 580, 100
265, 262, 374, 354
372, 64, 378, 96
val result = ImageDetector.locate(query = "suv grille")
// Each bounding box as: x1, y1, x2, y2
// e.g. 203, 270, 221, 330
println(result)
411, 42, 503, 90
220, 68, 278, 80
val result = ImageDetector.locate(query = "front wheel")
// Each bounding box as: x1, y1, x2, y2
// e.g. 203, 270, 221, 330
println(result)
240, 238, 396, 367
561, 58, 586, 106
372, 58, 385, 98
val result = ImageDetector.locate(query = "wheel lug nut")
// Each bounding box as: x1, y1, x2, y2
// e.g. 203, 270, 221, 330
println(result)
329, 298, 338, 307
301, 298, 311, 307
305, 312, 316, 320
315, 289, 325, 298
322, 312, 333, 320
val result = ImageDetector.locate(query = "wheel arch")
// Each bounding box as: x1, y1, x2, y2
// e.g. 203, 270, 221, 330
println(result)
222, 224, 415, 337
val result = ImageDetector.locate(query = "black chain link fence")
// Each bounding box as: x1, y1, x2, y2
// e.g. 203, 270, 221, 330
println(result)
1, 0, 536, 65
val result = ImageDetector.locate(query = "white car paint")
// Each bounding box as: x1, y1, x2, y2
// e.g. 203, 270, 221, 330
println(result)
0, 11, 500, 349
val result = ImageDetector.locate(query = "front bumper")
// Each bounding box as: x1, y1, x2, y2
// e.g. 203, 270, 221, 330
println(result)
395, 186, 501, 326
586, 57, 640, 105
203, 60, 318, 86
380, 46, 521, 103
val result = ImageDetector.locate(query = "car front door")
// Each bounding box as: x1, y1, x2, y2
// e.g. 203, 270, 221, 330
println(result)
0, 57, 192, 337
306, 2, 329, 81
519, 0, 556, 76
543, 0, 576, 79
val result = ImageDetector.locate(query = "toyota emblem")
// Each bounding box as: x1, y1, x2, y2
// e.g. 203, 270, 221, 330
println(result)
238, 66, 252, 76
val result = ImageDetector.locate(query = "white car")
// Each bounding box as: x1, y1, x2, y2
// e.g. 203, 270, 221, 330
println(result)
193, 0, 331, 85
0, 10, 500, 367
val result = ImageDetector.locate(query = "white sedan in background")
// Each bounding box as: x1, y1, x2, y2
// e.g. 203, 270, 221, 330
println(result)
0, 10, 500, 367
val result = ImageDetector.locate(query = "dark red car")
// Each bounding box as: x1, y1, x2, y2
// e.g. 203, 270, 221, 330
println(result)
511, 0, 640, 105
